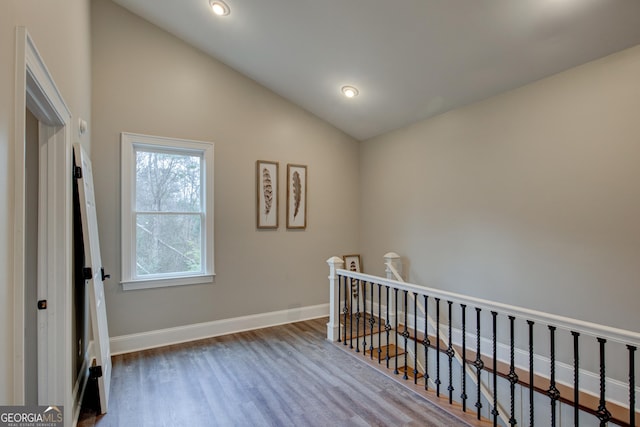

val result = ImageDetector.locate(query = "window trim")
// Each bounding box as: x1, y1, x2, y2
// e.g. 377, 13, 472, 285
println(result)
121, 132, 215, 290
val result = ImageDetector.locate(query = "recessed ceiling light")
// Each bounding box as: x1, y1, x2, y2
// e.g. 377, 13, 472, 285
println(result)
209, 0, 230, 16
341, 86, 359, 98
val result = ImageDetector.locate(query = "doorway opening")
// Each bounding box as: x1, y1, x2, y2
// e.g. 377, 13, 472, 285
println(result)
14, 27, 78, 423
23, 107, 38, 405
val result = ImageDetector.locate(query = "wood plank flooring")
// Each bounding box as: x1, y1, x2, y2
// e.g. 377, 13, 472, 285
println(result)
78, 317, 468, 427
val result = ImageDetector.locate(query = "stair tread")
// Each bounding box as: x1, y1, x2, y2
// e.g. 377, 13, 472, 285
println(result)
398, 365, 424, 379
363, 344, 405, 358
397, 323, 447, 349
341, 315, 385, 340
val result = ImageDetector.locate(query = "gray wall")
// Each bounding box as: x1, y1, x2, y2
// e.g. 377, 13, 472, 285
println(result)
360, 44, 640, 331
0, 0, 92, 403
91, 0, 360, 337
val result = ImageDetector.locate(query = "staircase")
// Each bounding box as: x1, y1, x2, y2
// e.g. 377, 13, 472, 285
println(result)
327, 254, 639, 427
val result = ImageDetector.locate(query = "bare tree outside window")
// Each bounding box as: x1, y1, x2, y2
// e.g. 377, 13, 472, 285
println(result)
134, 149, 203, 276
121, 133, 214, 290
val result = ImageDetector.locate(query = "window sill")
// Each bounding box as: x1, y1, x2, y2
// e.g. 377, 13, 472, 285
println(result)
121, 274, 215, 291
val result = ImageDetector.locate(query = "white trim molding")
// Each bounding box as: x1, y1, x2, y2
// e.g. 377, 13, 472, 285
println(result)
110, 304, 329, 355
120, 132, 215, 290
122, 274, 214, 291
339, 268, 640, 348
14, 27, 74, 425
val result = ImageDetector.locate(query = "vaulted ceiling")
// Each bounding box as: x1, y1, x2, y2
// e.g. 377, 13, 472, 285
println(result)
112, 0, 640, 141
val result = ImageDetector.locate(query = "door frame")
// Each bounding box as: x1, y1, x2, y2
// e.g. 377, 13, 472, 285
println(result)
13, 26, 73, 415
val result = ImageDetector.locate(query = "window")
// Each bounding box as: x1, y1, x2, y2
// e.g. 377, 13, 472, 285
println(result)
121, 133, 214, 290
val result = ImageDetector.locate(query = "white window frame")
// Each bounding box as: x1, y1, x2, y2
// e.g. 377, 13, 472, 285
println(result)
121, 132, 214, 290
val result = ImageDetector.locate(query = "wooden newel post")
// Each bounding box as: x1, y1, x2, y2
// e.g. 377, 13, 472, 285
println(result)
384, 252, 401, 337
327, 256, 344, 342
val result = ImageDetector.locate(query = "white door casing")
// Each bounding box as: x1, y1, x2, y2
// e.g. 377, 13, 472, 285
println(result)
14, 27, 74, 422
73, 144, 112, 413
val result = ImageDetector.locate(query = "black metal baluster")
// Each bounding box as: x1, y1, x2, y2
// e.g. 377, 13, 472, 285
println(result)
362, 281, 367, 355
547, 326, 560, 427
474, 307, 484, 420
355, 280, 361, 353
461, 304, 468, 412
414, 293, 418, 384
343, 276, 349, 346
394, 287, 399, 375
349, 279, 354, 349
423, 295, 430, 391
491, 311, 499, 427
447, 300, 455, 405
362, 281, 372, 356
572, 331, 580, 427
337, 275, 342, 343
629, 345, 637, 427
369, 282, 376, 359
402, 290, 409, 380
342, 276, 349, 345
362, 281, 367, 354
385, 286, 391, 369
378, 283, 382, 364
436, 298, 442, 397
596, 338, 611, 426
527, 320, 534, 427
508, 316, 518, 427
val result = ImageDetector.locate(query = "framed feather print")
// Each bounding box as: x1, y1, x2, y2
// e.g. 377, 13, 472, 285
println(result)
343, 254, 364, 314
343, 254, 362, 274
256, 160, 279, 229
286, 164, 307, 229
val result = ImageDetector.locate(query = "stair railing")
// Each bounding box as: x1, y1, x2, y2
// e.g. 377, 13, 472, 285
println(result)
383, 253, 510, 426
327, 254, 639, 427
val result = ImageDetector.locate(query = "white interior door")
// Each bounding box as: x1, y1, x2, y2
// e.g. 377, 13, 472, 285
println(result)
73, 144, 112, 413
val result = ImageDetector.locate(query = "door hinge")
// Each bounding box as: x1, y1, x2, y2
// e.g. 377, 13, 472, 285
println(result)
73, 166, 82, 179
89, 365, 103, 379
83, 267, 93, 280
37, 300, 47, 310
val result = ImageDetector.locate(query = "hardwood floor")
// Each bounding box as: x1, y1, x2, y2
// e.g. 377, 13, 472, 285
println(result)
78, 317, 469, 427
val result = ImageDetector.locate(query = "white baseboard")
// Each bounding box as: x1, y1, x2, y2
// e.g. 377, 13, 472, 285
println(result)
109, 303, 329, 355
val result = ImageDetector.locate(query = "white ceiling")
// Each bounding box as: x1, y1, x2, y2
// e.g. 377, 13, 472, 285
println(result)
112, 0, 640, 141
